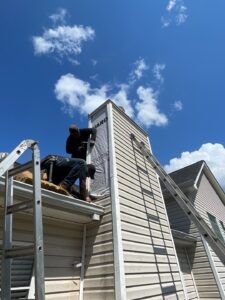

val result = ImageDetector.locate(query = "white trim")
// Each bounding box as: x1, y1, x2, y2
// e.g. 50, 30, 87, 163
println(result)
184, 247, 200, 299
203, 238, 225, 299
107, 102, 126, 300
79, 224, 86, 300
193, 161, 205, 190
147, 136, 188, 300
28, 270, 35, 299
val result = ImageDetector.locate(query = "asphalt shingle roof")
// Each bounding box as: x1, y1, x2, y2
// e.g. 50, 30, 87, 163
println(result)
168, 160, 205, 187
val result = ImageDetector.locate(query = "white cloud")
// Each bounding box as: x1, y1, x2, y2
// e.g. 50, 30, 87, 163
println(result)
153, 63, 166, 83
176, 5, 188, 25
167, 0, 177, 12
91, 59, 98, 66
135, 86, 168, 127
161, 17, 171, 28
54, 74, 134, 117
54, 59, 170, 128
112, 84, 134, 117
49, 8, 67, 25
54, 74, 167, 125
32, 8, 95, 60
129, 58, 148, 83
164, 143, 225, 190
33, 25, 95, 57
54, 74, 107, 115
173, 100, 183, 111
162, 0, 188, 27
68, 58, 80, 66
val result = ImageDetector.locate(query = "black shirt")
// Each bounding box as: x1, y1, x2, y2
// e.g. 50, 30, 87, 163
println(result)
66, 127, 97, 160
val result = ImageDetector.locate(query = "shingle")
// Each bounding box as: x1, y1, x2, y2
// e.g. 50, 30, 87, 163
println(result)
168, 160, 204, 186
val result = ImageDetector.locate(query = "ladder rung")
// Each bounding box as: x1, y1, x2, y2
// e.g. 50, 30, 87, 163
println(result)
137, 166, 148, 174
8, 161, 32, 177
4, 246, 34, 258
141, 187, 154, 197
7, 200, 33, 214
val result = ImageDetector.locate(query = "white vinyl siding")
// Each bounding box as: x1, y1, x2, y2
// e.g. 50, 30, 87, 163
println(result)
84, 196, 115, 300
176, 246, 199, 300
112, 106, 185, 299
194, 174, 225, 295
0, 209, 83, 300
165, 197, 222, 298
0, 245, 33, 299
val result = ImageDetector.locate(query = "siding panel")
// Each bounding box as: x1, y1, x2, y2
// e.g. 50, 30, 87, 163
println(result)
112, 106, 185, 299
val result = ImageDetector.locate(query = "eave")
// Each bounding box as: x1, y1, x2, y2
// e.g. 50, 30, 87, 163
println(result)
172, 229, 197, 247
0, 177, 105, 224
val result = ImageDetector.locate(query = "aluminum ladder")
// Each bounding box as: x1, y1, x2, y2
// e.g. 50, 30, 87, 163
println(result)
130, 133, 225, 265
0, 140, 45, 300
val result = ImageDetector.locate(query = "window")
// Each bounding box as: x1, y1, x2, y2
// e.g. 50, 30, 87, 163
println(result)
207, 213, 225, 243
220, 221, 225, 235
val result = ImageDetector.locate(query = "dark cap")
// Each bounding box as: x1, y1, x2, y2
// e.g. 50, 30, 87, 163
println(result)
87, 164, 96, 179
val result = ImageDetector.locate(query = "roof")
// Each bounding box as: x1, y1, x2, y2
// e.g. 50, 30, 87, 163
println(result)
0, 176, 105, 224
171, 229, 197, 247
165, 160, 225, 205
168, 160, 204, 188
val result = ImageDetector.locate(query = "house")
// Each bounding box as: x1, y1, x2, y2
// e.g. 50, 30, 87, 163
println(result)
2, 100, 225, 299
163, 161, 225, 299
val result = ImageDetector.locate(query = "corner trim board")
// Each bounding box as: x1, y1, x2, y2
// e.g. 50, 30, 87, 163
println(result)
107, 102, 126, 300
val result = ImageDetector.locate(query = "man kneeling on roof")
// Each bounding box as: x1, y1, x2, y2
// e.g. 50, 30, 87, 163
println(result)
41, 155, 96, 203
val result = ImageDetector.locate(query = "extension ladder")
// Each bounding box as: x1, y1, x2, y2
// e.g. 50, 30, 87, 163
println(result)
130, 133, 225, 265
0, 140, 45, 299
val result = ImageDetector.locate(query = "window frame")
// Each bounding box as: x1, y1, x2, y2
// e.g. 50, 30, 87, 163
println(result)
207, 212, 225, 244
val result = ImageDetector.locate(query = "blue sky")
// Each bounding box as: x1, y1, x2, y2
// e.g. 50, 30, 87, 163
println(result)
1, 0, 225, 188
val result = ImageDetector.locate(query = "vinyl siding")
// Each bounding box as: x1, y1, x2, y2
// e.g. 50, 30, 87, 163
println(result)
0, 208, 83, 300
194, 173, 225, 296
84, 196, 115, 300
176, 246, 199, 300
112, 106, 185, 299
165, 193, 222, 299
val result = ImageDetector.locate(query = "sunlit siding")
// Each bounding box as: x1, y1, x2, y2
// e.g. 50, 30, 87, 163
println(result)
194, 174, 225, 295
0, 208, 83, 300
84, 196, 115, 300
176, 246, 199, 300
112, 106, 185, 299
165, 191, 222, 299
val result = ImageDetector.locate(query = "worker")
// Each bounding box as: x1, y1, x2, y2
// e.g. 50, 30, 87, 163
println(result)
41, 155, 95, 203
66, 124, 97, 160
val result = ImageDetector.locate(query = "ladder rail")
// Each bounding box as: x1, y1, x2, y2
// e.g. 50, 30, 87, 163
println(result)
0, 140, 35, 177
2, 173, 13, 300
1, 140, 45, 300
32, 142, 45, 299
130, 134, 225, 265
